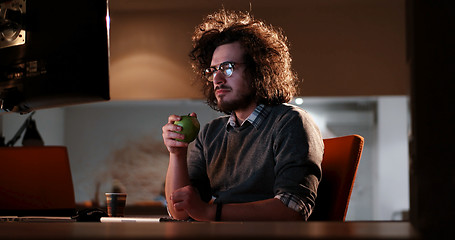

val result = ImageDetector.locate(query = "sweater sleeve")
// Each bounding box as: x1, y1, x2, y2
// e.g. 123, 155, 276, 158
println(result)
272, 108, 324, 219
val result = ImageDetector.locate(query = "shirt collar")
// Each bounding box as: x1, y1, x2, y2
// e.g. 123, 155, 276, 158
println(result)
227, 104, 269, 129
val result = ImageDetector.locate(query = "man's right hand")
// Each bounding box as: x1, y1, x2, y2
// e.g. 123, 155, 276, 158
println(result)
162, 113, 197, 156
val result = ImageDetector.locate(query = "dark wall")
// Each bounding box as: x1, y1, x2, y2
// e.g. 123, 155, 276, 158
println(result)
408, 0, 455, 237
108, 0, 408, 99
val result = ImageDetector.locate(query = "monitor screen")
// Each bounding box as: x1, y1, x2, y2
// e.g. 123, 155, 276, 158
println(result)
0, 0, 110, 114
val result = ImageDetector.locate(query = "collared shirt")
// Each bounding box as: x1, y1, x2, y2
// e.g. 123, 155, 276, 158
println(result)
227, 104, 268, 128
226, 104, 312, 219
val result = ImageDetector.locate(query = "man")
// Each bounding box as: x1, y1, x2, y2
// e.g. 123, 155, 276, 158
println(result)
162, 9, 323, 221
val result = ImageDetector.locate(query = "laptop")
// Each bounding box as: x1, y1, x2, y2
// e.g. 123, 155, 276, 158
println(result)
0, 146, 76, 221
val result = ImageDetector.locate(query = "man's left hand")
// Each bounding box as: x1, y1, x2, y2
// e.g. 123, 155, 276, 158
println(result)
170, 185, 215, 221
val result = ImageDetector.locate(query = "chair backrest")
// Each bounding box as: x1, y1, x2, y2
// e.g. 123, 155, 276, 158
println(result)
308, 135, 364, 221
0, 146, 76, 216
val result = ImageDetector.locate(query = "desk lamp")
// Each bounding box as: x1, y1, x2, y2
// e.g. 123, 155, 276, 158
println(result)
2, 111, 44, 147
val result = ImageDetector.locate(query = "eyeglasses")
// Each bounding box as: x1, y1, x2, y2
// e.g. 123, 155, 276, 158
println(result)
204, 61, 243, 82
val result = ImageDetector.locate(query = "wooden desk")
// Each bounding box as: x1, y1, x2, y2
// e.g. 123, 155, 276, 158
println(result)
0, 221, 420, 239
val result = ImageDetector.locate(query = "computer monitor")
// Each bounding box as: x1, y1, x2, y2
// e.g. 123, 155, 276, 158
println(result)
0, 0, 110, 114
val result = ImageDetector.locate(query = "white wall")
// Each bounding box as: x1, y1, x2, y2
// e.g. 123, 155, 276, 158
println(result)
374, 96, 410, 220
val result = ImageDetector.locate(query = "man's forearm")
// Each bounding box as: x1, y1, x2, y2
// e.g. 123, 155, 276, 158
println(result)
217, 198, 303, 221
165, 152, 191, 219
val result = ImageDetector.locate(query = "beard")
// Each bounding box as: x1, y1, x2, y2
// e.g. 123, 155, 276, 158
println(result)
216, 85, 256, 113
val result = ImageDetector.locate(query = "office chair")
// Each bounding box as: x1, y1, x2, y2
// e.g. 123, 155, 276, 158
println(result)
0, 146, 76, 216
308, 134, 364, 221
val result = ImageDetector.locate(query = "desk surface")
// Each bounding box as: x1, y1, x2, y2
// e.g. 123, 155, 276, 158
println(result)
0, 221, 420, 240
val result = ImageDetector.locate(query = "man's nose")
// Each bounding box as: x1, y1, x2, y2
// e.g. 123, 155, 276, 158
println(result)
212, 71, 226, 85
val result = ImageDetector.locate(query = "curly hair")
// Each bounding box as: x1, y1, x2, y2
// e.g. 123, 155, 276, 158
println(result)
189, 9, 299, 112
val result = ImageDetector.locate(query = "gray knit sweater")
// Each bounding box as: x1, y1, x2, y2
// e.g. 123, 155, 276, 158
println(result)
187, 103, 323, 212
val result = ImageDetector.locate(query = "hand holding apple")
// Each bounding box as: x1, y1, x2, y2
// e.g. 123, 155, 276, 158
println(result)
173, 114, 200, 143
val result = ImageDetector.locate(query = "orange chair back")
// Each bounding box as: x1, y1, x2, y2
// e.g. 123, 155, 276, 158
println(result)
0, 146, 76, 216
308, 135, 364, 221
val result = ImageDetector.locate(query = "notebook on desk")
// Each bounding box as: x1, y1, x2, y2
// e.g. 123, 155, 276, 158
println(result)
0, 146, 77, 218
100, 217, 161, 223
100, 216, 189, 223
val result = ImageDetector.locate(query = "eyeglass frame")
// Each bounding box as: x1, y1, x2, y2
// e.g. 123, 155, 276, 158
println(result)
204, 61, 245, 82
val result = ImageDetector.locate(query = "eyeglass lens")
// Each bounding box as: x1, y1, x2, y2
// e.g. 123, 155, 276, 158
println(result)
205, 62, 235, 81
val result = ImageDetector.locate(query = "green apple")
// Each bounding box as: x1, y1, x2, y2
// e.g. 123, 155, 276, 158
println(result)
173, 115, 200, 143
